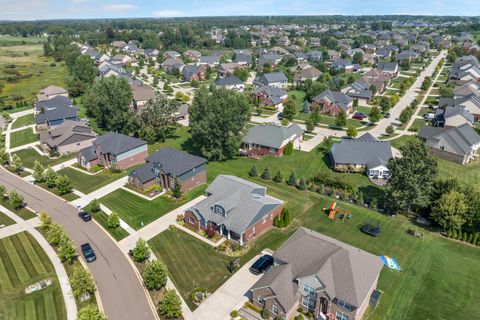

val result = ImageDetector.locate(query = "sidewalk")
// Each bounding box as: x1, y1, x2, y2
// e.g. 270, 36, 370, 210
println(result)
51, 158, 78, 172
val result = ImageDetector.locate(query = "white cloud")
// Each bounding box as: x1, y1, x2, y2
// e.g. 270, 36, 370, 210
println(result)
153, 10, 185, 17
101, 3, 138, 13
70, 0, 89, 3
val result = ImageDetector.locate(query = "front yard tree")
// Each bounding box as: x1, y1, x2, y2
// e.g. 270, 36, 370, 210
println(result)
261, 167, 271, 180
73, 55, 97, 84
190, 86, 250, 161
287, 171, 297, 186
282, 99, 297, 121
335, 110, 347, 127
0, 148, 9, 165
78, 305, 106, 320
142, 260, 168, 290
386, 138, 438, 214
346, 126, 358, 138
71, 266, 96, 298
431, 191, 467, 231
10, 154, 23, 174
0, 184, 6, 199
386, 125, 394, 135
58, 233, 77, 263
47, 223, 65, 246
44, 167, 58, 188
158, 290, 183, 319
305, 118, 315, 132
132, 238, 151, 262
56, 174, 73, 195
249, 165, 258, 177
302, 101, 310, 113
107, 212, 120, 229
172, 176, 182, 199
32, 160, 45, 183
8, 190, 24, 210
369, 106, 382, 123
39, 212, 53, 230
89, 199, 100, 212
83, 76, 133, 132
273, 170, 283, 182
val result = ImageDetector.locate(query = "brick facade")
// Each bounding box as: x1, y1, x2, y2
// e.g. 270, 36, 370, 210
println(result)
117, 149, 149, 169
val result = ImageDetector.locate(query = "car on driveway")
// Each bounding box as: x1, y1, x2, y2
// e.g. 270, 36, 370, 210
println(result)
277, 112, 283, 120
352, 113, 365, 120
81, 243, 96, 262
249, 254, 273, 275
78, 211, 92, 222
384, 112, 391, 118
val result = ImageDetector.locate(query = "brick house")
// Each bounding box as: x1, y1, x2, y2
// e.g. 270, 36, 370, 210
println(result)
77, 132, 147, 170
183, 175, 283, 245
251, 86, 288, 109
182, 64, 206, 82
312, 90, 354, 117
128, 147, 207, 191
240, 123, 304, 159
250, 228, 383, 320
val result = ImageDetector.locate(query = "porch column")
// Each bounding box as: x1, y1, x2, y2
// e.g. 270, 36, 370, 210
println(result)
227, 229, 231, 240
240, 233, 244, 246
220, 225, 223, 236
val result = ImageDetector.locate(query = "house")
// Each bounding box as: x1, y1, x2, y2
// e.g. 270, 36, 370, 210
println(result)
128, 147, 207, 191
396, 50, 418, 62
37, 86, 69, 102
240, 123, 304, 158
130, 84, 155, 112
234, 54, 253, 67
375, 48, 392, 60
293, 52, 308, 63
293, 66, 322, 84
35, 96, 73, 113
330, 133, 393, 179
183, 175, 284, 245
258, 54, 282, 69
439, 94, 480, 121
253, 72, 288, 88
77, 132, 148, 170
143, 49, 160, 60
418, 124, 480, 164
250, 227, 384, 320
377, 61, 399, 78
449, 56, 480, 83
277, 36, 290, 46
162, 59, 185, 73
434, 106, 474, 128
35, 106, 79, 130
215, 76, 245, 92
341, 81, 373, 103
182, 64, 206, 82
111, 54, 132, 66
199, 56, 220, 67
310, 37, 321, 47
331, 59, 355, 73
454, 81, 480, 98
252, 86, 288, 109
111, 40, 126, 50
39, 120, 96, 155
306, 50, 323, 61
312, 90, 354, 117
217, 62, 241, 77
163, 51, 181, 60
183, 49, 201, 62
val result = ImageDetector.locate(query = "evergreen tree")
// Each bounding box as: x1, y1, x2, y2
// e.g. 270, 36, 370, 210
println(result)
302, 101, 310, 113
287, 172, 297, 186
273, 170, 283, 182
56, 174, 73, 195
261, 167, 271, 180
172, 176, 182, 199
297, 177, 307, 190
32, 160, 45, 183
283, 141, 294, 155
142, 260, 168, 290
44, 167, 58, 188
335, 110, 347, 127
158, 290, 183, 319
249, 165, 258, 177
132, 238, 151, 262
107, 212, 120, 229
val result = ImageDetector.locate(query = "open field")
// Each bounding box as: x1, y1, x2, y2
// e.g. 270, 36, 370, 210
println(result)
13, 148, 76, 169
0, 231, 66, 320
56, 167, 129, 194
100, 185, 206, 230
10, 128, 37, 148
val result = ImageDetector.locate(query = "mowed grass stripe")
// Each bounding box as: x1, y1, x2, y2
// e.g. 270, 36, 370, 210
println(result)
18, 232, 48, 275
13, 232, 41, 279
24, 299, 37, 320
0, 239, 22, 287
34, 293, 46, 320
0, 256, 13, 293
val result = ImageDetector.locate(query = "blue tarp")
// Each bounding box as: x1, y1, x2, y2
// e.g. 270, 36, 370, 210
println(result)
380, 255, 401, 271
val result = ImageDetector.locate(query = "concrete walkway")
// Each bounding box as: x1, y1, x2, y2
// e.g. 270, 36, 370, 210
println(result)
51, 158, 78, 172
0, 205, 77, 320
9, 124, 36, 133
9, 142, 38, 153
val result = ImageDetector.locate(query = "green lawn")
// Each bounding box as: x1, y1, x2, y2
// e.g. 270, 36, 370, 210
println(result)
0, 232, 66, 320
100, 185, 206, 230
56, 167, 129, 194
288, 90, 306, 110
389, 135, 415, 150
13, 148, 76, 169
88, 208, 129, 241
148, 126, 191, 155
12, 114, 35, 129
437, 158, 480, 186
0, 199, 37, 220
36, 183, 79, 202
294, 113, 367, 129
0, 211, 15, 226
354, 105, 372, 115
10, 128, 38, 148
149, 228, 233, 310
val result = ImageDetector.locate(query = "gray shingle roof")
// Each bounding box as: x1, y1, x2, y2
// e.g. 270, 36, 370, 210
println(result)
255, 72, 288, 86
243, 123, 304, 149
147, 147, 207, 177
331, 133, 392, 166
215, 76, 243, 87
425, 123, 480, 156
94, 132, 146, 156
35, 96, 72, 112
313, 90, 353, 111
35, 107, 78, 124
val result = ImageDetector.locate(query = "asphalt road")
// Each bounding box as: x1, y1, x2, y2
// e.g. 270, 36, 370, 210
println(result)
0, 167, 156, 320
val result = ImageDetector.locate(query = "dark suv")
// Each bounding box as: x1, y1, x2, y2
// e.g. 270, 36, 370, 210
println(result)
81, 243, 96, 262
78, 211, 92, 222
249, 254, 273, 275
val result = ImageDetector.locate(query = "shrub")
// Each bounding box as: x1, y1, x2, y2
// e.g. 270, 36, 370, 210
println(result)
446, 228, 452, 238
261, 167, 271, 180
89, 199, 100, 212
386, 125, 394, 135
249, 165, 258, 177
287, 171, 297, 186
158, 290, 182, 319
132, 238, 151, 262
297, 177, 307, 190
283, 141, 294, 155
142, 260, 168, 290
473, 233, 479, 245
452, 229, 457, 239
462, 231, 468, 242
468, 233, 473, 244
8, 190, 24, 210
107, 212, 120, 229
78, 305, 106, 320
273, 170, 283, 182
230, 310, 239, 318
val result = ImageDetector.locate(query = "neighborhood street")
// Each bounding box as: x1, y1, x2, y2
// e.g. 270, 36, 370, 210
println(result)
0, 167, 157, 320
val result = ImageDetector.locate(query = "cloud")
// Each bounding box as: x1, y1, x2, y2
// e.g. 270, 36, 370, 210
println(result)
101, 3, 138, 12
153, 9, 185, 17
70, 0, 89, 3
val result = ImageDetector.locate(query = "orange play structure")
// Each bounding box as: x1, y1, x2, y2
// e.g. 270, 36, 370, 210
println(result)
323, 201, 351, 220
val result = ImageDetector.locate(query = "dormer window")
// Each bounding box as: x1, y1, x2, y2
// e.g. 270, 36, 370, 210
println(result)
214, 205, 225, 217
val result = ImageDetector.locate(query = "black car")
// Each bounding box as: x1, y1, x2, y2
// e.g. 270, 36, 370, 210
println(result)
81, 243, 96, 262
384, 112, 391, 118
78, 211, 92, 222
277, 112, 283, 120
249, 254, 273, 275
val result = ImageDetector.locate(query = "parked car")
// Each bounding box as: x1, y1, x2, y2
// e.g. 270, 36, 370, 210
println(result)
277, 112, 283, 120
352, 114, 365, 120
424, 113, 435, 120
249, 254, 274, 275
355, 112, 368, 118
81, 243, 96, 262
78, 211, 92, 222
384, 112, 391, 118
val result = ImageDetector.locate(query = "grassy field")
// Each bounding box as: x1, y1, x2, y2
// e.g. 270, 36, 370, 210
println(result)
10, 128, 38, 148
12, 114, 34, 129
147, 126, 191, 155
13, 148, 76, 169
0, 36, 68, 109
0, 211, 15, 226
288, 90, 306, 110
56, 167, 129, 194
100, 185, 206, 230
0, 232, 66, 320
87, 207, 129, 241
149, 228, 233, 310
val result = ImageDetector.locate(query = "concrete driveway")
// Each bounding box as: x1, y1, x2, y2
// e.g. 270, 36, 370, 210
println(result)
0, 167, 156, 320
193, 253, 263, 320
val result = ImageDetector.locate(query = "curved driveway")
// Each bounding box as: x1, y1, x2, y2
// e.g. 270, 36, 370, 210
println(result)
0, 167, 156, 320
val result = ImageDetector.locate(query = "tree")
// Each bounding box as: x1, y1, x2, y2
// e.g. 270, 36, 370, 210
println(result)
10, 154, 23, 174
78, 305, 106, 320
107, 212, 120, 229
305, 118, 315, 132
281, 207, 291, 226
318, 136, 334, 154
386, 138, 438, 214
0, 148, 10, 165
83, 76, 133, 132
283, 141, 294, 155
249, 165, 258, 177
261, 167, 271, 180
135, 95, 178, 143
44, 167, 58, 188
55, 174, 73, 195
287, 172, 297, 186
158, 290, 183, 319
0, 184, 6, 199
282, 99, 297, 121
431, 191, 467, 230
273, 170, 283, 182
190, 86, 250, 161
352, 52, 364, 65
70, 266, 96, 298
132, 238, 151, 262
142, 260, 168, 290
297, 177, 307, 190
172, 176, 182, 199
89, 199, 100, 212
399, 108, 412, 124
302, 101, 310, 113
233, 68, 249, 81
8, 190, 24, 210
346, 126, 358, 138
335, 110, 347, 127
379, 96, 392, 112
39, 212, 52, 230
353, 98, 359, 109
58, 233, 77, 263
369, 106, 382, 123
73, 55, 97, 84
47, 223, 65, 246
386, 125, 394, 135
32, 160, 45, 183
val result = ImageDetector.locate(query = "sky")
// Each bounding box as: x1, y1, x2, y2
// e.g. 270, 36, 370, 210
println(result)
0, 0, 479, 21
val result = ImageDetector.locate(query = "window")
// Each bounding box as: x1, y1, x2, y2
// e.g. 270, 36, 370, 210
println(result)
336, 311, 349, 320
257, 295, 264, 305
188, 217, 195, 224
272, 304, 278, 315
302, 296, 316, 310
303, 284, 316, 296
337, 299, 353, 311
214, 205, 225, 216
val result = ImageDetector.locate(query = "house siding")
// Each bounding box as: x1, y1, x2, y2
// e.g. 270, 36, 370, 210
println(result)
242, 204, 282, 244
117, 148, 148, 170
